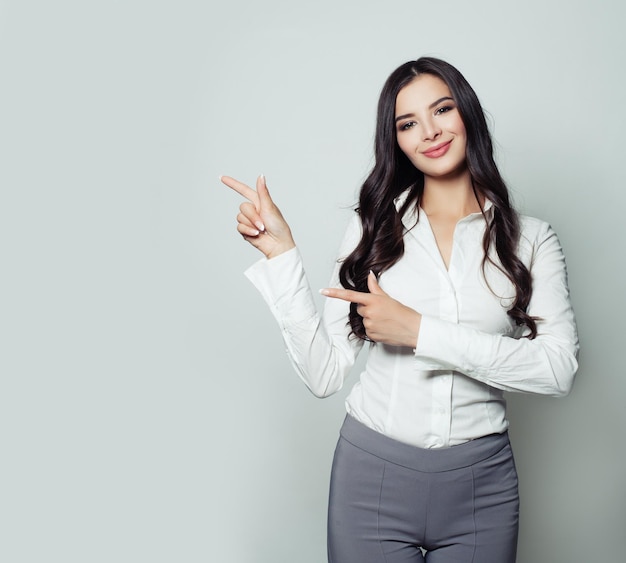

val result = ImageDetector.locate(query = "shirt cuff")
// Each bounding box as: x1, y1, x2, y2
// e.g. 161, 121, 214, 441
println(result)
244, 247, 317, 324
414, 315, 477, 372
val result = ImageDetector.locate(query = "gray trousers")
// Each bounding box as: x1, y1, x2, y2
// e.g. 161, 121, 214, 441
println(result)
327, 416, 519, 563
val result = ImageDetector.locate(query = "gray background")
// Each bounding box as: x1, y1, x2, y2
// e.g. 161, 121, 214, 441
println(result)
1, 0, 624, 561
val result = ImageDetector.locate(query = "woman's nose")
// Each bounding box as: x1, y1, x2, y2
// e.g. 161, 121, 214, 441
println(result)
421, 119, 441, 141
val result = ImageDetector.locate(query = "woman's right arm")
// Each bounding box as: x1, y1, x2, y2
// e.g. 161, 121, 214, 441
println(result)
222, 175, 364, 397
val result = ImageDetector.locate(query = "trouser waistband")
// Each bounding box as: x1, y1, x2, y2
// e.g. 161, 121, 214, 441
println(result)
339, 415, 510, 473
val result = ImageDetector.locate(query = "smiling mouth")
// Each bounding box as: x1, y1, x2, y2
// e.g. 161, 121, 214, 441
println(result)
422, 140, 452, 158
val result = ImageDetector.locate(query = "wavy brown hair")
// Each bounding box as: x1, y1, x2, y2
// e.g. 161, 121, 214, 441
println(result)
339, 57, 538, 340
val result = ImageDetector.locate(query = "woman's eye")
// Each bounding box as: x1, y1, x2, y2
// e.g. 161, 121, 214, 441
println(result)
399, 121, 416, 131
435, 105, 453, 115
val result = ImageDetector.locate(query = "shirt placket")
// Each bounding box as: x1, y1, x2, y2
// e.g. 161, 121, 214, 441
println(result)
430, 221, 467, 447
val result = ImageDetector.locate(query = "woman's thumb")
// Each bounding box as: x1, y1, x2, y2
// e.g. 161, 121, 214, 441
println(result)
256, 174, 273, 207
367, 270, 384, 294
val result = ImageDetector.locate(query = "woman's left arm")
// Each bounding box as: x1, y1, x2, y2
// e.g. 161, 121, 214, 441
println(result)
323, 222, 579, 396
413, 222, 579, 396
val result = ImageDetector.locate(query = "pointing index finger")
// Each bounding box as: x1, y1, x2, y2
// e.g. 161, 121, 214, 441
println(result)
320, 287, 372, 304
220, 175, 260, 207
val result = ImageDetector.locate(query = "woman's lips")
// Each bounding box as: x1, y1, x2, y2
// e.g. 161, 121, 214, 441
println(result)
422, 140, 452, 158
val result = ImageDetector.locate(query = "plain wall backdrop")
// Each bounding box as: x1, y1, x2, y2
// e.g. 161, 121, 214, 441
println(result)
1, 1, 624, 561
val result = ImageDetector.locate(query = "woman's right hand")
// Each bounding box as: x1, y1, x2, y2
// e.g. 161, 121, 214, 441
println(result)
221, 174, 296, 259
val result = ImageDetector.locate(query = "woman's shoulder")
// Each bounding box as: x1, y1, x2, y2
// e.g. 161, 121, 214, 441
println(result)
333, 211, 363, 260
517, 213, 563, 260
518, 213, 554, 238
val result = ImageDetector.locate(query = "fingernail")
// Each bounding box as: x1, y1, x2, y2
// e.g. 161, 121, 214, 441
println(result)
255, 221, 265, 231
319, 289, 330, 296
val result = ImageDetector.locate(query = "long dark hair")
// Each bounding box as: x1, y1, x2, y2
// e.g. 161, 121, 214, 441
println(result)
339, 57, 538, 340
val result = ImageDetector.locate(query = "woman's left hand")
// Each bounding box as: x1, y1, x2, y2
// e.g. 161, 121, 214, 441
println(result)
321, 272, 422, 348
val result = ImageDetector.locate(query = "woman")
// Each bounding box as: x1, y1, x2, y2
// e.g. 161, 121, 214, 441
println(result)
221, 57, 578, 563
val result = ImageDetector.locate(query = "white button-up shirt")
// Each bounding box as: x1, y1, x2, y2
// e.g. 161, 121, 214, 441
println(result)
245, 196, 579, 448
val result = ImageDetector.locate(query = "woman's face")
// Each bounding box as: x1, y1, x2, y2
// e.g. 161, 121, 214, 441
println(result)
394, 74, 467, 179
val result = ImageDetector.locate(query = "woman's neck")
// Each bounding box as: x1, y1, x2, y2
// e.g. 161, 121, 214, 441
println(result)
421, 171, 483, 220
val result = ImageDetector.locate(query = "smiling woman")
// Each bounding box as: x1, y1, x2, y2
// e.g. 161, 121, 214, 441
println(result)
395, 77, 467, 179
222, 57, 579, 563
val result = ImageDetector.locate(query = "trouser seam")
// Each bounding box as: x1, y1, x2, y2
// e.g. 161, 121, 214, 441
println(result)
470, 465, 477, 563
377, 461, 390, 563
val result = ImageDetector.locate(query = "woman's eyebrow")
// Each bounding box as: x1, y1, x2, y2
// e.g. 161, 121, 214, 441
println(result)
395, 97, 455, 122
395, 113, 415, 123
428, 96, 454, 109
